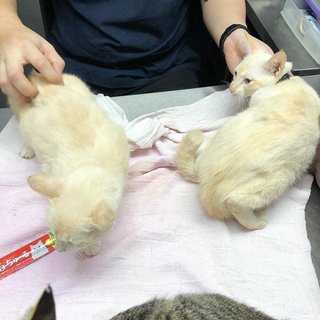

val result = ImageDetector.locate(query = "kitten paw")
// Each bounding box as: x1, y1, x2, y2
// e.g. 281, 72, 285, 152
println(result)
19, 144, 35, 159
81, 241, 102, 257
246, 211, 267, 230
232, 208, 267, 230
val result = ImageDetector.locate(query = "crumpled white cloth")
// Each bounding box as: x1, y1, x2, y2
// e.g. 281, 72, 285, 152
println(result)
96, 90, 241, 152
0, 89, 319, 320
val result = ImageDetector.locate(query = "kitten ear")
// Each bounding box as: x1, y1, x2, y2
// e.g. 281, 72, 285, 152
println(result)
264, 50, 287, 74
84, 200, 116, 232
24, 286, 55, 320
28, 174, 64, 198
244, 32, 271, 55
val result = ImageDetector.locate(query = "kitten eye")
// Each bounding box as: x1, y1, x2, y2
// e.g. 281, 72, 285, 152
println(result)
243, 78, 253, 84
234, 71, 237, 77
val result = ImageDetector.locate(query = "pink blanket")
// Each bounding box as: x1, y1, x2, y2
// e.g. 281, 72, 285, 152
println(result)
0, 90, 319, 319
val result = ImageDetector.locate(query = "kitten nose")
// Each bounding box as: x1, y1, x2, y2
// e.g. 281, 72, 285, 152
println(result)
55, 242, 67, 252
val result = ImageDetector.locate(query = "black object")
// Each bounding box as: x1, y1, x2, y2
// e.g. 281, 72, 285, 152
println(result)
219, 24, 250, 56
31, 286, 56, 320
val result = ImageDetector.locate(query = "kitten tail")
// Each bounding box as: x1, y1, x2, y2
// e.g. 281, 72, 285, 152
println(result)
175, 130, 204, 183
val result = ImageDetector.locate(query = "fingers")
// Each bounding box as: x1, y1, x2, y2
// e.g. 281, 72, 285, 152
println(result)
0, 40, 65, 102
5, 53, 39, 99
0, 22, 65, 102
0, 61, 33, 103
26, 41, 64, 85
41, 42, 65, 81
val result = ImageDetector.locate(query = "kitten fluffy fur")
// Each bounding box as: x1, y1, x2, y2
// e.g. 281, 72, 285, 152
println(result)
175, 50, 320, 230
9, 72, 129, 256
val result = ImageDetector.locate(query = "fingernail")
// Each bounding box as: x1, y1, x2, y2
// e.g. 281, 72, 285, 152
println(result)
55, 75, 64, 85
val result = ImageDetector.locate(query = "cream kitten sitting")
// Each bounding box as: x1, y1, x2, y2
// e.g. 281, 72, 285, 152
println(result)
175, 50, 320, 230
9, 71, 129, 256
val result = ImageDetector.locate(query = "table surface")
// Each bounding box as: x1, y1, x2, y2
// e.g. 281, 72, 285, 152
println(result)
246, 0, 320, 75
0, 86, 224, 128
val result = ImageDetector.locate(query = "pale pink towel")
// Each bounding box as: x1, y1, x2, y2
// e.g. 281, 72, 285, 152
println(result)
0, 90, 319, 319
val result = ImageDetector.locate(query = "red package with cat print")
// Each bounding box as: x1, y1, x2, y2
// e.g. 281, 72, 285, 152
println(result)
0, 232, 55, 280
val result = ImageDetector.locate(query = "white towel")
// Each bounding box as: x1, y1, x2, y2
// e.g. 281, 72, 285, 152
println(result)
0, 89, 319, 320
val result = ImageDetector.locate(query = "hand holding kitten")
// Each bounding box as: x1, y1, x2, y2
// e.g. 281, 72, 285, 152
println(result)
223, 29, 273, 74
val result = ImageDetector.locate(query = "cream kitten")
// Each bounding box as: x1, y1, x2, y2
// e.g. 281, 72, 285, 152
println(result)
175, 51, 320, 230
9, 71, 129, 256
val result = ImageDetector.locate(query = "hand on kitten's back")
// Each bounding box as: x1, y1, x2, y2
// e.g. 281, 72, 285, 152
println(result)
9, 71, 129, 256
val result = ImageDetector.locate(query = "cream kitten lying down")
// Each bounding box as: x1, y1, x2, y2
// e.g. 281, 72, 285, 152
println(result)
9, 72, 129, 256
175, 50, 320, 230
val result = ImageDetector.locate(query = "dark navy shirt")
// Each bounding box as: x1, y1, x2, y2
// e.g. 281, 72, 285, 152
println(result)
48, 0, 201, 89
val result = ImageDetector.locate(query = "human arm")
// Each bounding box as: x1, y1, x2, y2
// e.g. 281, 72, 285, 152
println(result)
200, 0, 272, 73
0, 0, 64, 102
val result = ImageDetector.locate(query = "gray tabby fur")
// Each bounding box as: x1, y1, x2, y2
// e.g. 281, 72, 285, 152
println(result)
25, 288, 278, 320
111, 293, 277, 320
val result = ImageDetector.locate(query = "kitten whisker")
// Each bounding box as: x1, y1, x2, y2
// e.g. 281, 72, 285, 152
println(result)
75, 250, 88, 260
220, 80, 230, 86
238, 96, 250, 111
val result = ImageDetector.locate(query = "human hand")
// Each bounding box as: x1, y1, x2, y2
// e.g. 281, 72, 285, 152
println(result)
223, 29, 273, 74
0, 20, 65, 102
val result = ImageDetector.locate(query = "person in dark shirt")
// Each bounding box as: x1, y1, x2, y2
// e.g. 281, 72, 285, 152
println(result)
0, 0, 271, 102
